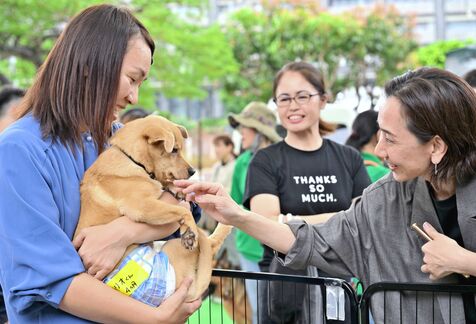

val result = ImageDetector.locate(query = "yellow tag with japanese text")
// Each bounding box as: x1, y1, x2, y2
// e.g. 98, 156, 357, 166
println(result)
106, 260, 148, 296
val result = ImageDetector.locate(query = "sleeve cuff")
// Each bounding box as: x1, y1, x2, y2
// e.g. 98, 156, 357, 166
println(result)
13, 273, 82, 314
275, 220, 314, 270
46, 275, 77, 309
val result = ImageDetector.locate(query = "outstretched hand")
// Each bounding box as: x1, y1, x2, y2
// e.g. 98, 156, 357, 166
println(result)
173, 180, 244, 226
420, 222, 467, 280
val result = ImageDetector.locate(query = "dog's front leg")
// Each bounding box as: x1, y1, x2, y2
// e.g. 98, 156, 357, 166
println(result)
119, 198, 198, 250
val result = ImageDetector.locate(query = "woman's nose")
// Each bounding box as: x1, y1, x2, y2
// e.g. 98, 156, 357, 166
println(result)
374, 137, 386, 160
127, 89, 139, 105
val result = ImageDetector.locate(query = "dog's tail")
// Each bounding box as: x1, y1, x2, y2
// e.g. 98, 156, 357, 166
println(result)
208, 223, 233, 256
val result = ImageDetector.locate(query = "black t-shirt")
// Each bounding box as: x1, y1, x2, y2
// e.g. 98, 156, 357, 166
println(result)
429, 189, 476, 323
243, 139, 371, 267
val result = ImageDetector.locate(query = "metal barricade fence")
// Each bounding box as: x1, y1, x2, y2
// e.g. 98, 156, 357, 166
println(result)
188, 269, 359, 324
360, 282, 476, 324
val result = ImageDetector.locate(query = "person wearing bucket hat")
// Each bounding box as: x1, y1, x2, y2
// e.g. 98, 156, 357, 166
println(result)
228, 101, 282, 145
242, 62, 371, 323
228, 101, 280, 324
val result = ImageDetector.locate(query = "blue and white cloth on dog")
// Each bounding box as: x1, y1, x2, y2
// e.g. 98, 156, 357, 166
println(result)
103, 244, 175, 307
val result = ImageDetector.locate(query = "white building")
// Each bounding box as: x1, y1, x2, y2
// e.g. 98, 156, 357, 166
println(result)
214, 0, 476, 44
320, 0, 476, 44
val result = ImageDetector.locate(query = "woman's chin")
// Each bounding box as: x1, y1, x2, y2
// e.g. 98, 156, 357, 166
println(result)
391, 171, 414, 183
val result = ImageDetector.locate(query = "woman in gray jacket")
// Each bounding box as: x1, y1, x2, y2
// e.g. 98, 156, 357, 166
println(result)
175, 67, 476, 324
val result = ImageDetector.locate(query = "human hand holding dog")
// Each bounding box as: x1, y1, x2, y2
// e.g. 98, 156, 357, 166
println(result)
73, 218, 131, 280
173, 180, 245, 226
155, 277, 202, 323
73, 216, 179, 280
73, 190, 187, 279
420, 222, 474, 280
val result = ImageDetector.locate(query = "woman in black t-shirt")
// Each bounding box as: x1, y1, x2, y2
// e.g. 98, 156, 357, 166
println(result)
243, 61, 371, 323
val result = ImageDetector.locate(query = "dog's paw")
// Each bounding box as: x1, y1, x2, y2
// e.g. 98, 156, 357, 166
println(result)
181, 227, 198, 250
175, 191, 186, 200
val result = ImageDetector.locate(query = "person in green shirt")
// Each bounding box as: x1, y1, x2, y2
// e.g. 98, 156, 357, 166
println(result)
346, 110, 390, 183
228, 101, 281, 324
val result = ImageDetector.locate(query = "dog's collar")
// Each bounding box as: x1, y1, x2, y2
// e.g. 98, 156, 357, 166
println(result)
115, 146, 157, 180
114, 146, 184, 201
162, 187, 183, 201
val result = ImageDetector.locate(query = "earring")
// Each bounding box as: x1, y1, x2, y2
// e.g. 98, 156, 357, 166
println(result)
434, 163, 438, 175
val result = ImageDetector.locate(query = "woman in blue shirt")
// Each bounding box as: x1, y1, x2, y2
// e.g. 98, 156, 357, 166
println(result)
0, 5, 200, 323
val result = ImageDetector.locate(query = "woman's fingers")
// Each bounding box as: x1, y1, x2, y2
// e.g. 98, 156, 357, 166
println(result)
423, 222, 441, 240
87, 267, 97, 277
421, 263, 429, 274
72, 231, 86, 250
169, 277, 192, 303
195, 193, 220, 205
94, 269, 110, 281
155, 277, 202, 323
174, 180, 221, 195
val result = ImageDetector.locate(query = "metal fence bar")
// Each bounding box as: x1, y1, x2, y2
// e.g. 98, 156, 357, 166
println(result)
210, 269, 359, 324
360, 282, 476, 324
192, 272, 476, 324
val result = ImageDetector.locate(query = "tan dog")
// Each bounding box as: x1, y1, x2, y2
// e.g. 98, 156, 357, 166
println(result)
75, 115, 232, 303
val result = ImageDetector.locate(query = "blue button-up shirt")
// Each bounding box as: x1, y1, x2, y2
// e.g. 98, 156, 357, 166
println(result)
0, 115, 200, 323
0, 115, 95, 323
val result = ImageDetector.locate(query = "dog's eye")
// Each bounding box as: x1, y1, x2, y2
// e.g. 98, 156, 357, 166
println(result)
171, 148, 178, 153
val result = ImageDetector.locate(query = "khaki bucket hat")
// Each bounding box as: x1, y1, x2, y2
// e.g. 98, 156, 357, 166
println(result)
228, 101, 281, 143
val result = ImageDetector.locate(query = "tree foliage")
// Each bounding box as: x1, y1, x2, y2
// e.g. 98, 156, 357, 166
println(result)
416, 39, 475, 68
134, 0, 238, 103
0, 0, 103, 87
222, 4, 416, 112
0, 1, 418, 115
0, 0, 238, 109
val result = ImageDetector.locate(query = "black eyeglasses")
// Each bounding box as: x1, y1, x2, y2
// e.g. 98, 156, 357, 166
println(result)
273, 90, 320, 108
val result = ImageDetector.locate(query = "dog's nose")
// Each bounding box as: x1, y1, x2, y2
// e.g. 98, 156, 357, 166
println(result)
188, 168, 196, 177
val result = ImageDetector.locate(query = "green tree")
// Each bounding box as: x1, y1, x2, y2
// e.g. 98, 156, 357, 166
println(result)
134, 0, 238, 105
0, 0, 238, 109
346, 6, 417, 109
222, 4, 416, 112
0, 0, 103, 86
416, 39, 475, 68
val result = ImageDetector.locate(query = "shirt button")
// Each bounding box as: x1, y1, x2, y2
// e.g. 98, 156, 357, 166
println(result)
46, 292, 52, 299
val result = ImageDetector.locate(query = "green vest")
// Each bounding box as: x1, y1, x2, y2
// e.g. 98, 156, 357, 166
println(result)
361, 151, 391, 183
230, 150, 264, 262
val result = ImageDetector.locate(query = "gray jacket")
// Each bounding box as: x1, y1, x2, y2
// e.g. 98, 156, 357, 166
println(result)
284, 174, 476, 324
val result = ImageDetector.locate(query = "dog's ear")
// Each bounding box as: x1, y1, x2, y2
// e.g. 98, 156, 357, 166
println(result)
148, 131, 175, 153
177, 125, 188, 139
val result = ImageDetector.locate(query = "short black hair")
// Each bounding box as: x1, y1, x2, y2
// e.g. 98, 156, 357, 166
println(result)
463, 69, 476, 88
0, 86, 25, 115
385, 67, 476, 185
